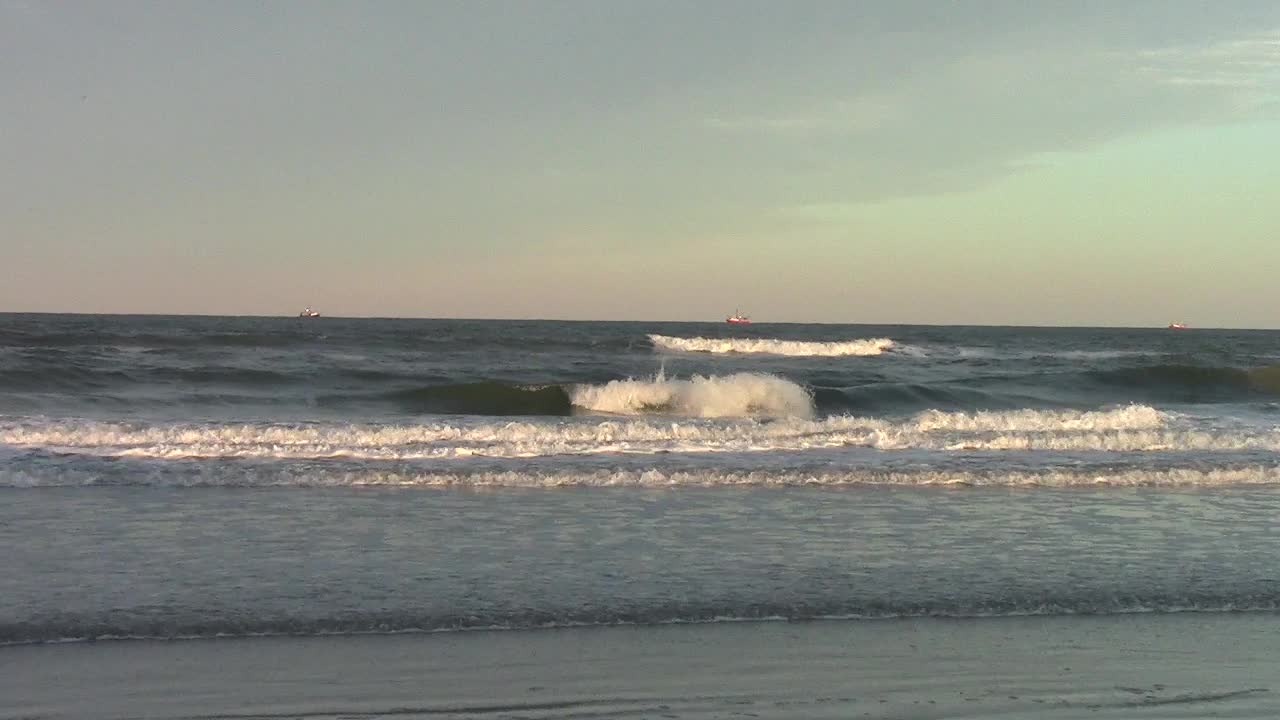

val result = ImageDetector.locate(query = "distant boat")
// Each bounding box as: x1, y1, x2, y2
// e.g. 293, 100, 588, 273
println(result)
299, 307, 321, 318
1167, 322, 1187, 330
725, 310, 751, 325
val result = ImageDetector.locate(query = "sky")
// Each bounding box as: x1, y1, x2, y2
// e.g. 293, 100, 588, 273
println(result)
2, 0, 1279, 326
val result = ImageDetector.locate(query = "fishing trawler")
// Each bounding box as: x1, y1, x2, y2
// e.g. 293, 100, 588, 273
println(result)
1167, 322, 1187, 330
299, 307, 321, 318
725, 310, 751, 325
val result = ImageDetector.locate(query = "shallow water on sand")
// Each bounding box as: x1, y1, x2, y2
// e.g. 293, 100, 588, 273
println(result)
3, 614, 1277, 719
4, 486, 1280, 643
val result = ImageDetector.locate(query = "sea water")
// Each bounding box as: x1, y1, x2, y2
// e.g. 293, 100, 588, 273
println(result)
2, 314, 1279, 717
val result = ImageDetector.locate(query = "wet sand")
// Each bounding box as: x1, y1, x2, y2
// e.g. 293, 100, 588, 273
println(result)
3, 612, 1277, 719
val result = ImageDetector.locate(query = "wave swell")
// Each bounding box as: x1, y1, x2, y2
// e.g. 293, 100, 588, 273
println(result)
8, 353, 1280, 418
1088, 364, 1280, 396
389, 382, 573, 416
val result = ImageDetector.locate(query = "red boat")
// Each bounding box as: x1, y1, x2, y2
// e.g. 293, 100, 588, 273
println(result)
726, 310, 751, 325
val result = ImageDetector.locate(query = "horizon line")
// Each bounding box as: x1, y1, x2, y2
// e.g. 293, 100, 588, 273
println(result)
0, 311, 1254, 331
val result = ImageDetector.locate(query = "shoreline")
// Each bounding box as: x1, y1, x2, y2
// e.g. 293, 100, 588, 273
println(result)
5, 606, 1280, 649
5, 612, 1276, 719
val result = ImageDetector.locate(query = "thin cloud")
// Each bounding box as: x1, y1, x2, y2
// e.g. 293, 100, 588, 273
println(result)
689, 25, 1280, 215
703, 97, 900, 135
1135, 30, 1280, 91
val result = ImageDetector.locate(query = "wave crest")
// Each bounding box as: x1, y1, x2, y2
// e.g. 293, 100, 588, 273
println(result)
568, 372, 814, 418
649, 334, 895, 357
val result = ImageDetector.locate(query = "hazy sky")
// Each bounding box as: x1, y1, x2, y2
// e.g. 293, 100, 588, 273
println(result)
3, 1, 1279, 325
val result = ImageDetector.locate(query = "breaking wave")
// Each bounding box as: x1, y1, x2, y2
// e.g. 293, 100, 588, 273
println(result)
649, 334, 896, 356
8, 405, 1280, 475
568, 372, 814, 418
379, 373, 814, 418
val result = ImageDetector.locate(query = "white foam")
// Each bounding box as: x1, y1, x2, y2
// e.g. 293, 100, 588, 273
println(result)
929, 346, 1159, 361
357, 465, 1280, 489
649, 335, 896, 357
569, 372, 815, 418
911, 404, 1167, 433
5, 405, 1279, 463
4, 463, 1280, 488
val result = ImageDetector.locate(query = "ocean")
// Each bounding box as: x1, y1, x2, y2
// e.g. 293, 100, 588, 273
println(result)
3, 313, 1279, 719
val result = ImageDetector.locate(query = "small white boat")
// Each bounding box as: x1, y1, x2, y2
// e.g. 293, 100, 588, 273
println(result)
299, 307, 321, 318
1167, 322, 1187, 330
